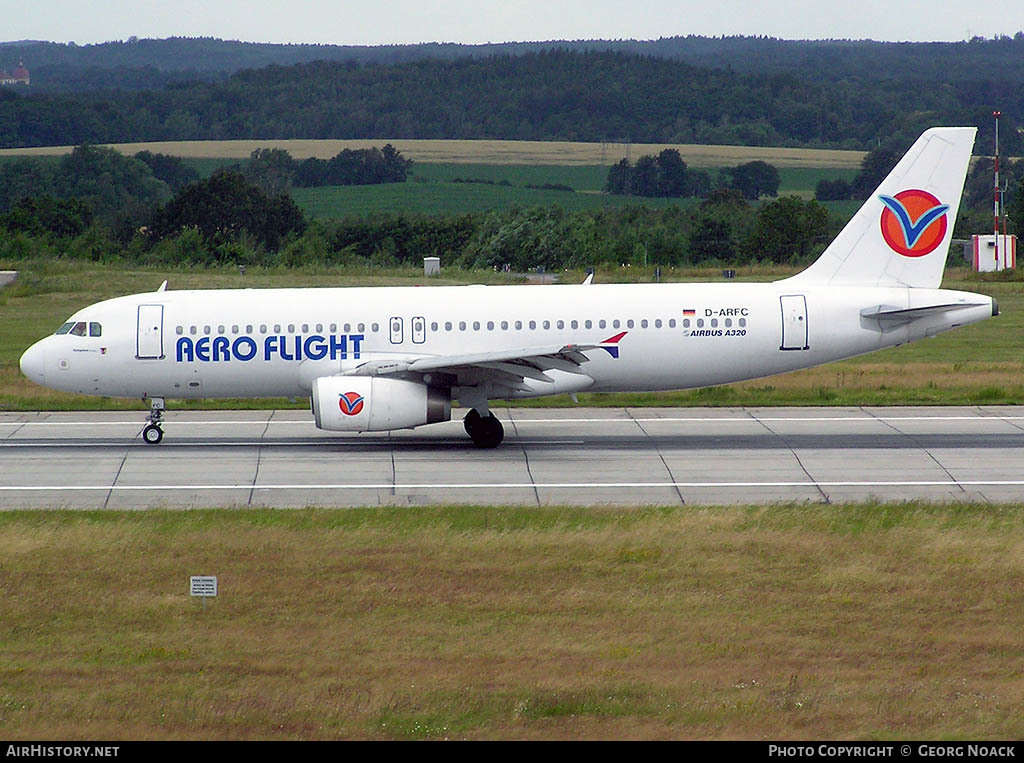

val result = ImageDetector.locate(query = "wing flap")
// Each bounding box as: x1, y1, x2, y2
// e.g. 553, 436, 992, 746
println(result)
342, 342, 598, 386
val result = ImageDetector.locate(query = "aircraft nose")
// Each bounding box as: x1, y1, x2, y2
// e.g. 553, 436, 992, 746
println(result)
19, 342, 46, 386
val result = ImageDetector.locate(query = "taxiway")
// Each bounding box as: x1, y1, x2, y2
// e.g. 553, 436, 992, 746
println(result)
1, 406, 1023, 508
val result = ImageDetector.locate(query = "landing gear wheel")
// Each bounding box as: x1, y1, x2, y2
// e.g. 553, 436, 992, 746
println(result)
142, 424, 164, 445
142, 396, 166, 445
463, 408, 483, 438
464, 409, 504, 448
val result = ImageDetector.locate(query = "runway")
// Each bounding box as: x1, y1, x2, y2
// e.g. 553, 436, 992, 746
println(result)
2, 407, 1024, 508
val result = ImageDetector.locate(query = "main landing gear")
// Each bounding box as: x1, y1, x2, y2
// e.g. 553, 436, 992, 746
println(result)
142, 397, 165, 445
463, 408, 504, 448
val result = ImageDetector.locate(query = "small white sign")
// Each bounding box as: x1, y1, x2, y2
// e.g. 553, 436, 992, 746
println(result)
190, 576, 218, 597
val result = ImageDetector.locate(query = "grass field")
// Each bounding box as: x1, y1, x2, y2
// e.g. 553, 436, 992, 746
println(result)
0, 138, 868, 168
0, 261, 1021, 411
290, 178, 695, 217
0, 141, 862, 217
291, 164, 859, 218
0, 503, 1021, 739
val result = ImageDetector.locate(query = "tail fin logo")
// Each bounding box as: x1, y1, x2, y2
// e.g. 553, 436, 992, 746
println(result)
878, 190, 949, 257
338, 392, 365, 416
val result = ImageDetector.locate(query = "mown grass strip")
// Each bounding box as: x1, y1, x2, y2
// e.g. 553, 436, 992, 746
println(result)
0, 503, 1021, 739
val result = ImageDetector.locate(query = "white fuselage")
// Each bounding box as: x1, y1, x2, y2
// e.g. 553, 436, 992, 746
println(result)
19, 281, 994, 402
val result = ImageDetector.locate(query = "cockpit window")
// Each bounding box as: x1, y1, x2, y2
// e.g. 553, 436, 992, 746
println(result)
69, 322, 87, 336
89, 322, 102, 337
55, 322, 74, 335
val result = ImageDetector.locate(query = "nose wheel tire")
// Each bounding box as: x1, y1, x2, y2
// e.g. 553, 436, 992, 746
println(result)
142, 424, 164, 445
463, 409, 504, 448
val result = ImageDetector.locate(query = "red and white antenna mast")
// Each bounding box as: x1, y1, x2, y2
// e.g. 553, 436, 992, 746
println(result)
993, 110, 1001, 265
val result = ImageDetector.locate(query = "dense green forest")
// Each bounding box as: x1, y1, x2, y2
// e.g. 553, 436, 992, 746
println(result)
1, 49, 1021, 152
4, 34, 1024, 91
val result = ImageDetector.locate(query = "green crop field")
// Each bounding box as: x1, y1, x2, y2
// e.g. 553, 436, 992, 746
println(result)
290, 179, 692, 218
1, 503, 1021, 739
289, 163, 857, 218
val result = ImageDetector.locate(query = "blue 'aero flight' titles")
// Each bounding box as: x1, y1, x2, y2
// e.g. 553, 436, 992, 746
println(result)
176, 333, 365, 363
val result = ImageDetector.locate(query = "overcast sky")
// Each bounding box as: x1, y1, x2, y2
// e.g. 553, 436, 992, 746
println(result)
2, 0, 1022, 46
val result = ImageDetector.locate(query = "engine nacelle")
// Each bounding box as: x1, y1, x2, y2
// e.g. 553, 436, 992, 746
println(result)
311, 376, 451, 432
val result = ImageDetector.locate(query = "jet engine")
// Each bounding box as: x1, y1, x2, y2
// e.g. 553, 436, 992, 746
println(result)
311, 376, 451, 432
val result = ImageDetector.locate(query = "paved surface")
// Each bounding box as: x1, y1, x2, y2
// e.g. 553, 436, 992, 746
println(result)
1, 407, 1023, 508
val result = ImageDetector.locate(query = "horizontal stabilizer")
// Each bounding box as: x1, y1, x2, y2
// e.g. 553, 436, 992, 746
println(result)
860, 301, 989, 323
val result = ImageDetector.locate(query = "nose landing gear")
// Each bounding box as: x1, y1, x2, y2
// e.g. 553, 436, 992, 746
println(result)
142, 397, 165, 445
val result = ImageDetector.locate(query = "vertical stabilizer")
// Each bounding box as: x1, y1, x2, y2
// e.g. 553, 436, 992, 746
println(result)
785, 127, 976, 288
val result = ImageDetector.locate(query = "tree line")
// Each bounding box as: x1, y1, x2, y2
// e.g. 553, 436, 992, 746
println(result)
0, 144, 842, 269
2, 142, 1019, 274
1, 50, 1020, 153
605, 149, 780, 200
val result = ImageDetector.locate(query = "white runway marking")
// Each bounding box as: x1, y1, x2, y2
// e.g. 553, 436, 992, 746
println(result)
3, 414, 1024, 426
0, 440, 585, 448
2, 479, 1024, 492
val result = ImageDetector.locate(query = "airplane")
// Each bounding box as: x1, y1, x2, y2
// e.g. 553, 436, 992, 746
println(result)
19, 127, 996, 448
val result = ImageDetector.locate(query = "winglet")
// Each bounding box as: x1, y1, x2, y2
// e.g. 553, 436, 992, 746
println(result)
582, 273, 594, 285
156, 280, 168, 292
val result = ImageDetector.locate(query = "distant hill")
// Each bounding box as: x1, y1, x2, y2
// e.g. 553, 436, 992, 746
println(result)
0, 42, 1021, 154
3, 34, 1024, 91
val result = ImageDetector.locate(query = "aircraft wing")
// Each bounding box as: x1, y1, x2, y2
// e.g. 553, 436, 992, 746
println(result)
342, 343, 597, 390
